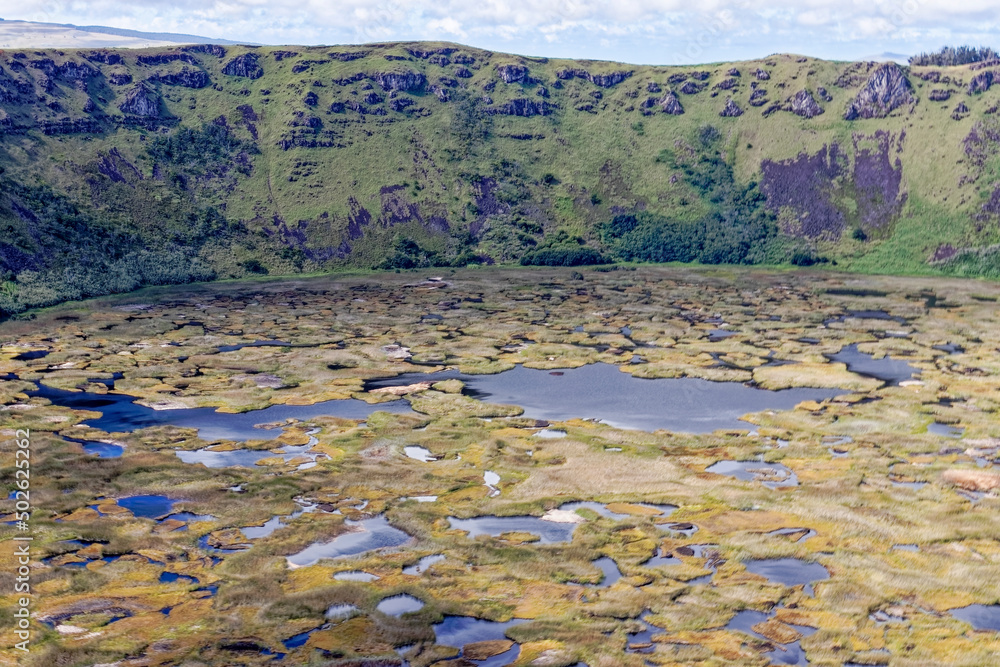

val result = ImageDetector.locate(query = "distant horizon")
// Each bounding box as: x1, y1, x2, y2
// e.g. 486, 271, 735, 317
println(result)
4, 1, 999, 65
0, 18, 936, 66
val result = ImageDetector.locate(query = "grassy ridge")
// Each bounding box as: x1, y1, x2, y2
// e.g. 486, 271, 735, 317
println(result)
2, 41, 1000, 312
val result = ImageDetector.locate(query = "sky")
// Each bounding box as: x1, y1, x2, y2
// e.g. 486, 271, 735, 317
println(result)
8, 0, 1000, 64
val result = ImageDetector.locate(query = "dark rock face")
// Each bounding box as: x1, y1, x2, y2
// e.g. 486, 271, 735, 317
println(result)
647, 82, 661, 93
137, 53, 197, 67
304, 91, 319, 106
816, 86, 832, 101
789, 90, 824, 118
453, 54, 475, 65
659, 90, 684, 115
329, 50, 369, 62
762, 144, 846, 238
184, 44, 227, 58
454, 66, 473, 78
488, 98, 556, 117
428, 54, 450, 66
727, 68, 741, 77
57, 61, 99, 81
749, 89, 768, 107
754, 68, 771, 80
556, 68, 632, 87
968, 71, 994, 94
714, 77, 738, 91
843, 63, 914, 120
691, 71, 711, 81
431, 86, 449, 101
953, 102, 970, 119
371, 70, 426, 92
929, 89, 951, 101
292, 60, 328, 74
720, 98, 744, 117
86, 51, 124, 65
389, 97, 413, 112
222, 53, 264, 79
151, 68, 210, 88
668, 73, 687, 84
497, 64, 529, 83
108, 72, 133, 86
679, 81, 704, 95
118, 84, 161, 117
272, 50, 299, 61
362, 92, 382, 105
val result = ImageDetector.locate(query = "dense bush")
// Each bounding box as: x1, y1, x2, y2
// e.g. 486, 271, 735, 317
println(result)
910, 46, 999, 67
520, 247, 607, 266
602, 126, 779, 266
148, 123, 257, 176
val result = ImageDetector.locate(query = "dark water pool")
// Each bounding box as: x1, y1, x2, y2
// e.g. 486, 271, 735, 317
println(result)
118, 495, 176, 518
365, 363, 845, 433
744, 558, 830, 596
30, 382, 411, 441
950, 604, 1000, 631
826, 344, 917, 385
286, 516, 411, 567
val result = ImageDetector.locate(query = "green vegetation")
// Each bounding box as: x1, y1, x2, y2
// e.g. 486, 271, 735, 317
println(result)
909, 45, 999, 66
1, 42, 1000, 314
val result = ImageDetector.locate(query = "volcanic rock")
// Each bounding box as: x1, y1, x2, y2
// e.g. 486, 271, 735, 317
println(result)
843, 63, 914, 120
222, 53, 263, 79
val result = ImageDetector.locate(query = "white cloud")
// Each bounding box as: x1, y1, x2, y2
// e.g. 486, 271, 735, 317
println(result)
11, 0, 1000, 62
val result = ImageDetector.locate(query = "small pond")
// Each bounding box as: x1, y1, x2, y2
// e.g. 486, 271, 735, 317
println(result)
744, 558, 830, 596
30, 381, 411, 441
79, 440, 124, 458
364, 363, 845, 433
706, 460, 798, 488
117, 495, 176, 519
403, 554, 445, 575
286, 516, 411, 567
826, 344, 917, 385
949, 604, 1000, 631
376, 594, 424, 616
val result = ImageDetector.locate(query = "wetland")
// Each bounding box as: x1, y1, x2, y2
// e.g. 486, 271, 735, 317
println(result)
1, 265, 999, 666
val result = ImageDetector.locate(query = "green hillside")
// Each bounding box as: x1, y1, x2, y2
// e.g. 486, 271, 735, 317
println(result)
2, 41, 1000, 312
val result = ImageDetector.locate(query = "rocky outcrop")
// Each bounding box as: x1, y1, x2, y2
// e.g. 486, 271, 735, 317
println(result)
118, 84, 161, 117
953, 102, 970, 120
754, 68, 770, 80
272, 50, 299, 61
749, 89, 768, 107
108, 72, 133, 86
371, 70, 426, 92
222, 53, 263, 79
714, 77, 738, 91
659, 91, 684, 115
720, 98, 743, 117
150, 68, 210, 88
968, 71, 995, 94
843, 63, 914, 120
929, 89, 952, 101
137, 53, 197, 67
727, 68, 741, 77
488, 98, 556, 117
184, 44, 227, 58
454, 66, 473, 78
57, 61, 98, 81
647, 82, 661, 93
816, 87, 832, 102
679, 81, 704, 95
389, 97, 414, 112
789, 90, 824, 118
497, 64, 529, 83
85, 51, 124, 65
329, 50, 369, 62
303, 91, 319, 106
556, 68, 632, 87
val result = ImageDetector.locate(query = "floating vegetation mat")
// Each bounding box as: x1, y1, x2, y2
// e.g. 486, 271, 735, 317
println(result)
2, 265, 999, 666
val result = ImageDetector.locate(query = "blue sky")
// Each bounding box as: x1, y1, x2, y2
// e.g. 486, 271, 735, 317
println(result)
12, 1, 1000, 63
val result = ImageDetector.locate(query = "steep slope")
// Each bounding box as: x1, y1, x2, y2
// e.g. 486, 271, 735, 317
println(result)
2, 41, 1000, 313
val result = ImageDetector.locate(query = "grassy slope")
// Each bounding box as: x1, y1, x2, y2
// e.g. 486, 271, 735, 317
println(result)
2, 42, 1000, 294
